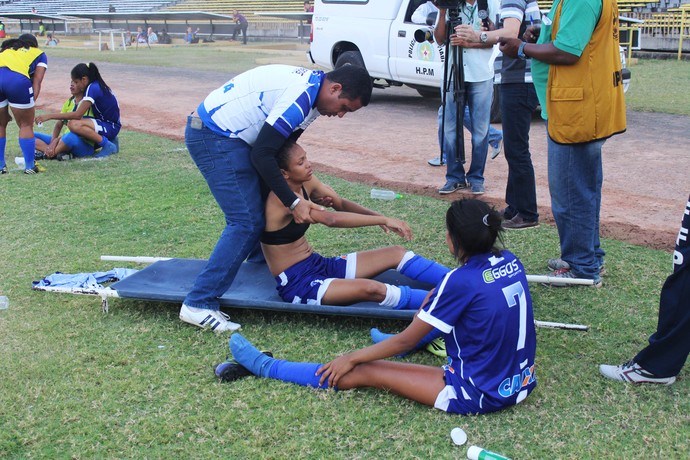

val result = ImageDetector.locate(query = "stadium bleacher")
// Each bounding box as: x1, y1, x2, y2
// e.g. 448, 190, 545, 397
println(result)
0, 0, 178, 14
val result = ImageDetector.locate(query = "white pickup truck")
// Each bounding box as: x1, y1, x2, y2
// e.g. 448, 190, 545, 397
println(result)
308, 0, 630, 121
308, 0, 445, 98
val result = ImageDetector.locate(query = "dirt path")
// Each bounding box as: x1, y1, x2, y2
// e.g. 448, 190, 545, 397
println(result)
39, 57, 690, 251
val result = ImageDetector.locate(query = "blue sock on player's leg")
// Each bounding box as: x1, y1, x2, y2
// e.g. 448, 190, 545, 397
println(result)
19, 137, 35, 170
0, 138, 6, 168
267, 360, 329, 389
399, 253, 450, 285
370, 327, 442, 353
393, 286, 429, 310
230, 334, 275, 378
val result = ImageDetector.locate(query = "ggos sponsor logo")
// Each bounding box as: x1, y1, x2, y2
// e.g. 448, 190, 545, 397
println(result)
482, 260, 521, 283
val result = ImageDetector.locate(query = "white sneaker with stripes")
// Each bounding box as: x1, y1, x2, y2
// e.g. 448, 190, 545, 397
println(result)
599, 360, 676, 385
179, 304, 241, 332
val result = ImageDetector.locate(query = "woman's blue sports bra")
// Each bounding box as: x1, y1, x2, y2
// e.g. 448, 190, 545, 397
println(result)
260, 186, 311, 245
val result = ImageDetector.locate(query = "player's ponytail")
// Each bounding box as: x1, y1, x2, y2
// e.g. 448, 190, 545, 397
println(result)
71, 62, 112, 94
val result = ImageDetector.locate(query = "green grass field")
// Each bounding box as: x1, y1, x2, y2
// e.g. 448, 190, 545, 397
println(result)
0, 43, 688, 458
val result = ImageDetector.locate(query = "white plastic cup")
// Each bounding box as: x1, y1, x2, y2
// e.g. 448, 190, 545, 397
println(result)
14, 157, 25, 168
0, 296, 9, 310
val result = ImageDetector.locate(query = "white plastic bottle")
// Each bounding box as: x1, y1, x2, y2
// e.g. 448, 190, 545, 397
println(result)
467, 445, 510, 460
14, 157, 25, 168
370, 188, 403, 200
0, 296, 9, 310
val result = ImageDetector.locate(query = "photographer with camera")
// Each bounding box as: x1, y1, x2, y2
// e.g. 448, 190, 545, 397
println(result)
434, 0, 500, 196
455, 0, 541, 229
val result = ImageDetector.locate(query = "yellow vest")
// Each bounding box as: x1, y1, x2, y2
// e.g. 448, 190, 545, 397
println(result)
0, 47, 44, 79
546, 0, 627, 144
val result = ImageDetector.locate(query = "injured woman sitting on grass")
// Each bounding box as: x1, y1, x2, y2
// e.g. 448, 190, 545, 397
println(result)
219, 198, 538, 415
259, 140, 449, 311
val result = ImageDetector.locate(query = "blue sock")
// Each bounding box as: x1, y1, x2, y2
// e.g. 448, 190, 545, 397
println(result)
97, 136, 109, 147
19, 137, 35, 169
370, 327, 442, 354
229, 334, 275, 377
400, 255, 450, 285
394, 286, 430, 310
268, 360, 329, 389
0, 137, 6, 168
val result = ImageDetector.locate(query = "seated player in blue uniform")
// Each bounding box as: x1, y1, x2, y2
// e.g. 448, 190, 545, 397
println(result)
35, 62, 120, 157
220, 198, 538, 415
34, 77, 98, 160
260, 141, 449, 311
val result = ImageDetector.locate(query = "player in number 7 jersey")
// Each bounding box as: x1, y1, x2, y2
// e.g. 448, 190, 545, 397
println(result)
224, 198, 537, 415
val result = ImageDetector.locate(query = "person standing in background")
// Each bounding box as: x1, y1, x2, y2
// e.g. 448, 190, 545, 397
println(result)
232, 10, 249, 45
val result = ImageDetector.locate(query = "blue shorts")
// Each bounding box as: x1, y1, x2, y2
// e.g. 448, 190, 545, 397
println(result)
275, 252, 357, 304
86, 117, 121, 141
0, 68, 34, 108
434, 363, 512, 415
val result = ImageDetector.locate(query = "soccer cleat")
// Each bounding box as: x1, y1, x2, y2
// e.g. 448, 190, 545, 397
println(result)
425, 337, 447, 357
599, 360, 676, 385
215, 351, 273, 382
56, 152, 74, 161
34, 161, 46, 172
1, 166, 7, 174
34, 150, 47, 160
179, 304, 241, 332
24, 166, 40, 175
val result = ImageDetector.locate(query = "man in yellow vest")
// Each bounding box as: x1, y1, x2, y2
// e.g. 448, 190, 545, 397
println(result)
499, 0, 626, 287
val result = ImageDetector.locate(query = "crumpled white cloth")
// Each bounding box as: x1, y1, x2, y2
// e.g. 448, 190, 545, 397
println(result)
33, 268, 139, 289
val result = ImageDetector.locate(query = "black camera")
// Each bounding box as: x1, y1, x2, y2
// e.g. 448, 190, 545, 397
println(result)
435, 0, 466, 9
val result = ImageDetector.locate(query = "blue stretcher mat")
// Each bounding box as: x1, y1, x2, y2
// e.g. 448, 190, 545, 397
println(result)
110, 258, 434, 320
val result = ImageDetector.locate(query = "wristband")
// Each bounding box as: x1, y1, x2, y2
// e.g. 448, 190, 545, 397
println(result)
517, 42, 527, 60
289, 197, 301, 211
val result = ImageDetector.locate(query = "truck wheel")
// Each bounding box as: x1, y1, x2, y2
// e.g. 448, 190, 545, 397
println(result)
490, 87, 502, 124
335, 50, 365, 69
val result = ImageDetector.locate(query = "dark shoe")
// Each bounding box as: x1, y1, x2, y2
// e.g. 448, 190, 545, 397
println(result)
56, 152, 74, 161
34, 150, 47, 160
438, 180, 468, 195
1, 166, 7, 175
501, 207, 517, 221
470, 183, 485, 195
215, 352, 273, 382
548, 257, 605, 276
502, 215, 539, 230
24, 166, 40, 175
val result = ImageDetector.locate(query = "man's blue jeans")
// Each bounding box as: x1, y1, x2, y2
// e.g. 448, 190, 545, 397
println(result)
439, 79, 493, 187
547, 134, 605, 282
183, 116, 265, 310
500, 83, 540, 222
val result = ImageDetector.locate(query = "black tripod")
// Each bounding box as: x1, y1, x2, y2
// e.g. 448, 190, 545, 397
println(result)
439, 8, 466, 166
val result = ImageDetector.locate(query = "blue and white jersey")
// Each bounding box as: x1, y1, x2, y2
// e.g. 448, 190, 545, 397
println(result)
197, 65, 324, 144
83, 81, 121, 127
418, 250, 537, 412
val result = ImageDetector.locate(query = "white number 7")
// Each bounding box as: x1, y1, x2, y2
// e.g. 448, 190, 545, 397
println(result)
502, 281, 527, 351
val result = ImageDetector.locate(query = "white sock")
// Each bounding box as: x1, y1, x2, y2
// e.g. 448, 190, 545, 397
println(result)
396, 251, 416, 272
379, 284, 402, 307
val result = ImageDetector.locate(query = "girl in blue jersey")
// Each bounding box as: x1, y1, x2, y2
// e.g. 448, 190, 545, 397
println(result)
0, 34, 48, 174
225, 198, 538, 415
36, 62, 120, 158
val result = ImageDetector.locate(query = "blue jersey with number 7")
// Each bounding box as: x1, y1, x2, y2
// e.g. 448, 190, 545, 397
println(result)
418, 250, 537, 413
